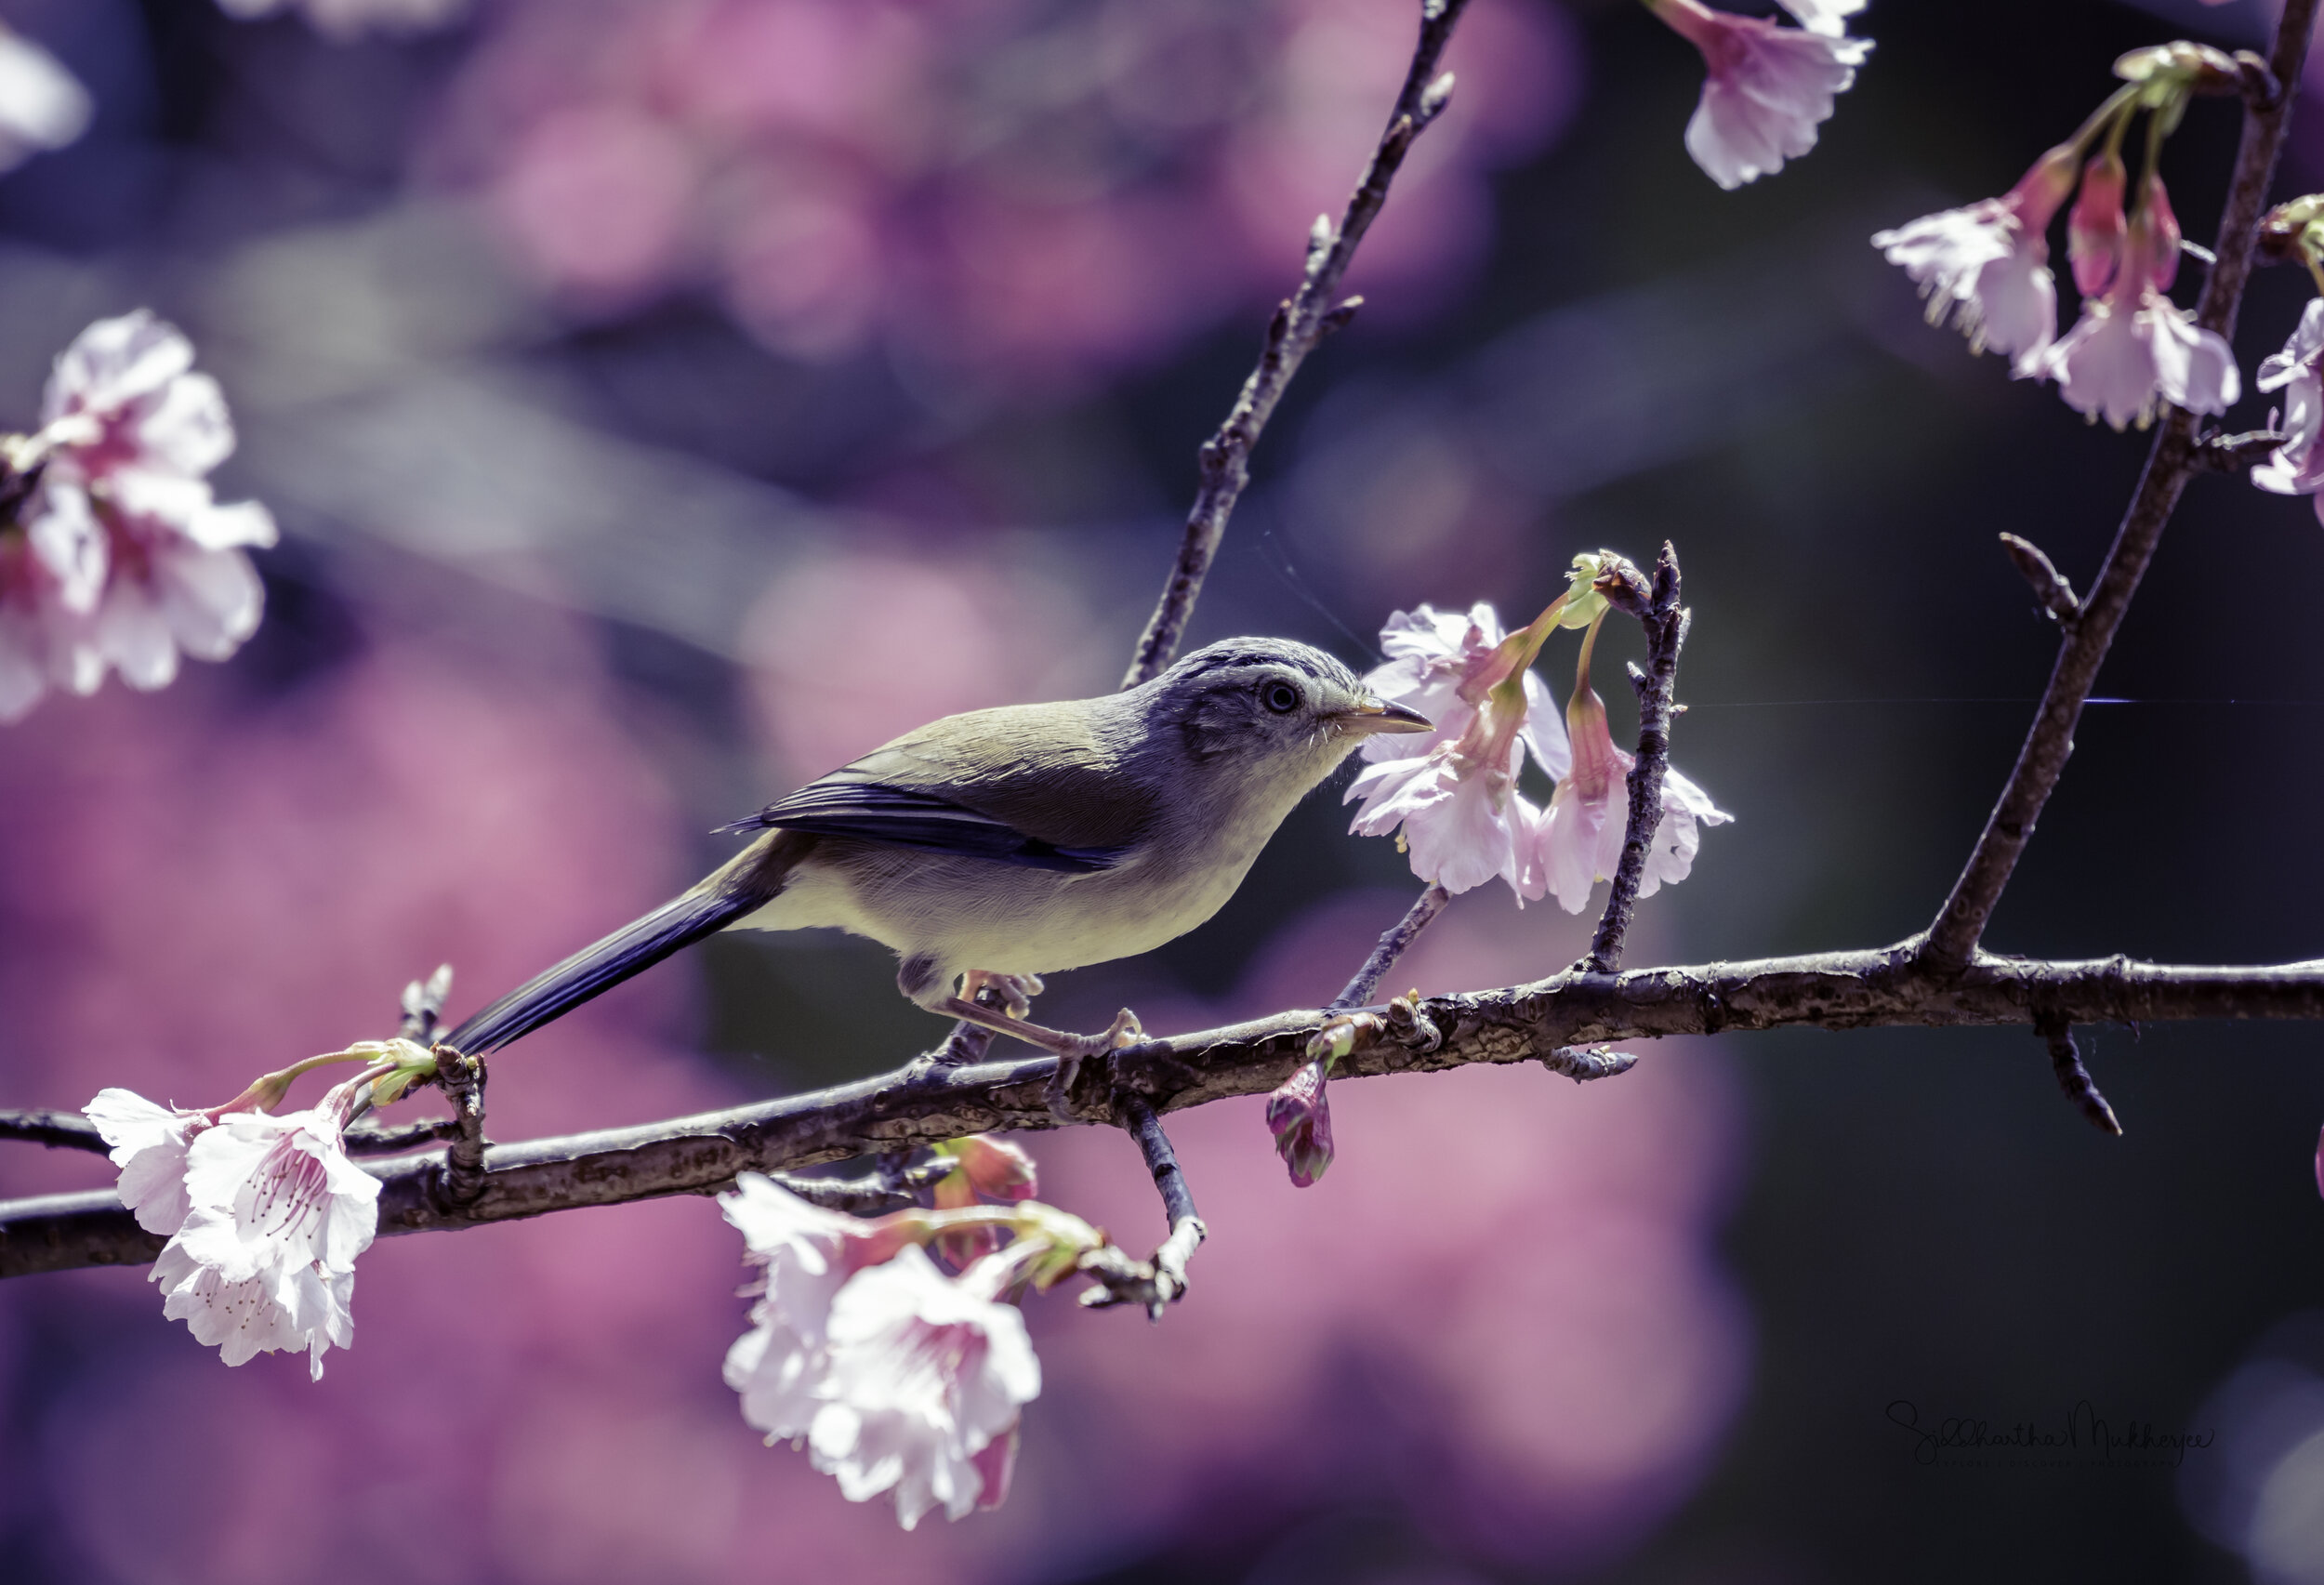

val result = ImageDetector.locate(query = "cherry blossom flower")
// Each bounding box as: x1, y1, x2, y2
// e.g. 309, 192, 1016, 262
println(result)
1265, 1059, 1336, 1186
2039, 175, 2239, 430
7, 310, 278, 711
0, 25, 89, 172
1346, 602, 1566, 902
214, 0, 469, 40
1776, 0, 1868, 35
806, 1245, 1041, 1529
150, 1075, 382, 1380
1535, 655, 1731, 918
1648, 0, 1871, 191
1871, 145, 2077, 375
0, 476, 102, 720
2251, 299, 2324, 517
84, 1088, 209, 1235
721, 1174, 914, 1442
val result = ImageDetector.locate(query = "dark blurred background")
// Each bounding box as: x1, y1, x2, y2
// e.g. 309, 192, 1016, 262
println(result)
1, 0, 2321, 1579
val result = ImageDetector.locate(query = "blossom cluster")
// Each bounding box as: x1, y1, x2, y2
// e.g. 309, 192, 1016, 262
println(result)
1346, 584, 1730, 917
1871, 51, 2240, 430
720, 1175, 1047, 1529
0, 312, 277, 723
86, 1073, 384, 1380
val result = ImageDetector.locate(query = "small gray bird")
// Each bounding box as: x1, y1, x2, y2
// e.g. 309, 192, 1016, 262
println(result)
443, 638, 1430, 1060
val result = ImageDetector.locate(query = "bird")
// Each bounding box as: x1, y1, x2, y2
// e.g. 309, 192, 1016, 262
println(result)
441, 637, 1432, 1062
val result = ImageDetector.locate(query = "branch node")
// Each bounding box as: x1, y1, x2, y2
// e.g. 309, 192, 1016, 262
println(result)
1997, 533, 2081, 625
430, 1045, 489, 1208
1538, 1046, 1639, 1083
1415, 71, 1456, 126
1318, 297, 1364, 336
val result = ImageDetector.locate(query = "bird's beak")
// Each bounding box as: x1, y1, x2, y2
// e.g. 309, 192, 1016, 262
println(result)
1339, 697, 1433, 735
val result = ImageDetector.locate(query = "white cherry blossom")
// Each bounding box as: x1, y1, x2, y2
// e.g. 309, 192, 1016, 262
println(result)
150, 1076, 380, 1380
1651, 0, 1870, 191
721, 1174, 908, 1444
84, 1088, 209, 1235
1535, 680, 1732, 917
5, 310, 279, 713
2040, 178, 2239, 431
2251, 299, 2324, 519
1872, 147, 2077, 374
806, 1246, 1040, 1529
1346, 602, 1565, 902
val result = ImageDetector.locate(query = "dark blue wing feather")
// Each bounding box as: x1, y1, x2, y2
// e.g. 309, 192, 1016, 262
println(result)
720, 780, 1128, 873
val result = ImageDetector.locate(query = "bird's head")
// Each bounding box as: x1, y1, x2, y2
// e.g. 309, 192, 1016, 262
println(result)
1144, 638, 1431, 784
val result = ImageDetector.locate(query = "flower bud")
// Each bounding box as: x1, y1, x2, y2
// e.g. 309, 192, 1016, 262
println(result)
2068, 150, 2128, 297
1265, 1060, 1335, 1187
939, 1134, 1037, 1201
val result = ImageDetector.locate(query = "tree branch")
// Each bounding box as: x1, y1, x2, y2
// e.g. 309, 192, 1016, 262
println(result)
1588, 544, 1685, 974
1922, 0, 2319, 969
1119, 0, 1473, 688
17, 944, 2324, 1278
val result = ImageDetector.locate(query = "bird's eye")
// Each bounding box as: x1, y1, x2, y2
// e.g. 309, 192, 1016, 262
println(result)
1261, 680, 1302, 714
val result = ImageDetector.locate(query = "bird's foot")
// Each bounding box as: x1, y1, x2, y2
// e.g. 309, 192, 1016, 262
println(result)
932, 997, 1143, 1061
962, 970, 1047, 1021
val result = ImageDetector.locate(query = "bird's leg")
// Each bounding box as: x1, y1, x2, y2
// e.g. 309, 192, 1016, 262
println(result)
932, 991, 1143, 1062
962, 970, 1046, 1021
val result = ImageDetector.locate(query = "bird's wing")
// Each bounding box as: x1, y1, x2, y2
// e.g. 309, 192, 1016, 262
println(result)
722, 775, 1135, 873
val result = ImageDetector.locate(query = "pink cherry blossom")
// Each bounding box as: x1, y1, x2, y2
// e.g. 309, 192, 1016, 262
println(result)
2039, 176, 2240, 431
1650, 0, 1871, 191
0, 25, 89, 172
721, 1173, 913, 1442
1265, 1059, 1336, 1186
84, 1088, 209, 1235
150, 1075, 382, 1380
806, 1245, 1041, 1529
1346, 602, 1565, 902
1871, 146, 2076, 375
1536, 680, 1732, 917
3, 311, 277, 717
2251, 299, 2324, 518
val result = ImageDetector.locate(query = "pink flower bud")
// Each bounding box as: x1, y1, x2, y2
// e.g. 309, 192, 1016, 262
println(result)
2140, 174, 2183, 294
2068, 150, 2128, 297
1265, 1061, 1335, 1187
2010, 143, 2080, 232
946, 1134, 1037, 1201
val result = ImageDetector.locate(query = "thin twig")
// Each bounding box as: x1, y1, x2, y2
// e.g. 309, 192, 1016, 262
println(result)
17, 944, 2324, 1277
1588, 544, 1685, 974
1086, 1093, 1204, 1319
1922, 0, 2319, 968
1119, 0, 1473, 688
1333, 884, 1450, 1010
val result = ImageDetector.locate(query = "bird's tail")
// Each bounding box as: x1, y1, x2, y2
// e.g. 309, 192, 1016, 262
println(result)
441, 835, 802, 1057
